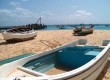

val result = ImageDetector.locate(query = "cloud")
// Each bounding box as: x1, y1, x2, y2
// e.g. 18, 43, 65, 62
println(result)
14, 7, 33, 17
41, 11, 55, 16
9, 1, 20, 7
68, 10, 93, 19
74, 10, 92, 18
0, 9, 12, 16
67, 10, 94, 24
0, 7, 38, 18
41, 10, 94, 24
0, 2, 95, 26
0, 7, 38, 25
8, 1, 36, 18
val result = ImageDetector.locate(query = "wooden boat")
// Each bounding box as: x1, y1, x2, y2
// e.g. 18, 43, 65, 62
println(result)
74, 25, 94, 35
2, 27, 37, 42
77, 27, 94, 35
0, 39, 110, 80
73, 27, 82, 33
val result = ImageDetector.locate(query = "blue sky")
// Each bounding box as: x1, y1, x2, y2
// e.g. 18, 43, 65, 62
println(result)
0, 0, 110, 26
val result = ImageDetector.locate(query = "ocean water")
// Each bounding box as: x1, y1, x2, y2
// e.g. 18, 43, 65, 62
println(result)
45, 25, 110, 30
1, 25, 110, 31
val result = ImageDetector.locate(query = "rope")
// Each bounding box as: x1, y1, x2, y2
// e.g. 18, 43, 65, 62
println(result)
53, 40, 62, 46
40, 40, 56, 49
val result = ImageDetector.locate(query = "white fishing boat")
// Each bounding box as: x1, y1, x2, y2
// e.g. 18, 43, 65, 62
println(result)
2, 28, 37, 42
0, 39, 110, 80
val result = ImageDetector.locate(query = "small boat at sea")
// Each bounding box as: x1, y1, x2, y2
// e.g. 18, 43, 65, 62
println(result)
0, 39, 110, 80
57, 25, 65, 29
2, 27, 37, 42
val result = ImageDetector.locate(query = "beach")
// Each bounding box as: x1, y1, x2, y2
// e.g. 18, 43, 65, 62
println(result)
0, 30, 110, 80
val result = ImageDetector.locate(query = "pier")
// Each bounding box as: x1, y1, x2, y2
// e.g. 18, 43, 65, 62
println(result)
0, 17, 47, 30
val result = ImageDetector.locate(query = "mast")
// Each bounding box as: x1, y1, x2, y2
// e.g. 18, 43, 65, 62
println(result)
36, 17, 41, 24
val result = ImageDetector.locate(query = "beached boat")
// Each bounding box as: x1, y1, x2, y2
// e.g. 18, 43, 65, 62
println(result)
73, 27, 82, 33
2, 27, 37, 42
0, 39, 110, 80
77, 27, 94, 35
73, 25, 94, 35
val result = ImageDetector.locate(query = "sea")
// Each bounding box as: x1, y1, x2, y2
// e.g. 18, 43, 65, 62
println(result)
46, 25, 110, 30
0, 25, 110, 31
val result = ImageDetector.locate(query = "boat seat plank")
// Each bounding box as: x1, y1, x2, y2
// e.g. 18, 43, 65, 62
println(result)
45, 65, 73, 75
8, 69, 36, 78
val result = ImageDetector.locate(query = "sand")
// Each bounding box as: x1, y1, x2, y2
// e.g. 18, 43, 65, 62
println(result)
0, 30, 110, 80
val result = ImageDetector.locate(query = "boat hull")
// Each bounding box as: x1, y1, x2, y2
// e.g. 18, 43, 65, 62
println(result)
73, 26, 94, 36
76, 29, 93, 35
2, 30, 37, 42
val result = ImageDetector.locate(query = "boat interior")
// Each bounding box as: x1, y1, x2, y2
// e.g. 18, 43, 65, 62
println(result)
7, 46, 104, 78
7, 27, 32, 33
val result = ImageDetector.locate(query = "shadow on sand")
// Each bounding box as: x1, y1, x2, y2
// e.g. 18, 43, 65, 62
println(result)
0, 41, 17, 45
96, 59, 110, 80
0, 39, 17, 45
72, 33, 90, 36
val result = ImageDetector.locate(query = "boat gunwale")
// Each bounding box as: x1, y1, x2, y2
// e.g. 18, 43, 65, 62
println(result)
2, 30, 37, 35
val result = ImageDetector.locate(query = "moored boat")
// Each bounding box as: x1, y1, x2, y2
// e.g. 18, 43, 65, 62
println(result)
57, 25, 65, 29
2, 27, 37, 42
0, 39, 110, 80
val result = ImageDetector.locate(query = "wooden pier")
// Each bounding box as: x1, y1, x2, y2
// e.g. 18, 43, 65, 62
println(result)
0, 17, 47, 30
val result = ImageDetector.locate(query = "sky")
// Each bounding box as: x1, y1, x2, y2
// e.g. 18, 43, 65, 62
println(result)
0, 0, 110, 26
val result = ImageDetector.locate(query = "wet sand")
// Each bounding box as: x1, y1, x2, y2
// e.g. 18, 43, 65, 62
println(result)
0, 30, 110, 80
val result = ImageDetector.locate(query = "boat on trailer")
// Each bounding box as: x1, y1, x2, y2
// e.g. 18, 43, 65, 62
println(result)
0, 39, 110, 80
2, 27, 37, 42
